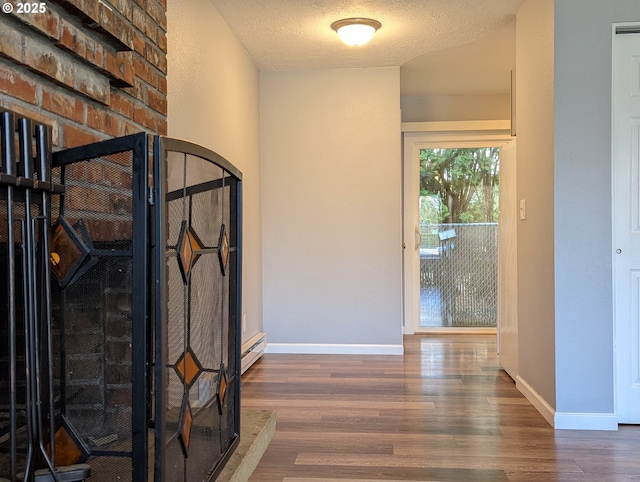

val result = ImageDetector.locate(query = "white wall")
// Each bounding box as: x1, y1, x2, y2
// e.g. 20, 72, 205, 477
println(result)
261, 67, 403, 353
513, 0, 640, 429
515, 0, 556, 416
401, 94, 510, 123
553, 0, 640, 426
166, 0, 263, 342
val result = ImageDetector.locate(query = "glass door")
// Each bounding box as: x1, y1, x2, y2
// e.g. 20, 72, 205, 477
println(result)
418, 148, 500, 330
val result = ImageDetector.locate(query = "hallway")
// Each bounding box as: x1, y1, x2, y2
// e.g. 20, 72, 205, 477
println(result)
242, 335, 640, 481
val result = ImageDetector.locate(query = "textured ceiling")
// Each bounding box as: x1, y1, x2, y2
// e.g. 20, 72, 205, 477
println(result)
209, 0, 523, 96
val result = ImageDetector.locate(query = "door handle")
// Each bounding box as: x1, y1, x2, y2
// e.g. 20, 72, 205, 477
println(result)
415, 227, 422, 251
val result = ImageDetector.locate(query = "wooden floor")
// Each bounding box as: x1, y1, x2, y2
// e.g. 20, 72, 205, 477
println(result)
241, 334, 640, 481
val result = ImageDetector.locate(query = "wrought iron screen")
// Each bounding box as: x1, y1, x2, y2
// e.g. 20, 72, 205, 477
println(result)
153, 138, 241, 481
0, 113, 241, 482
49, 134, 150, 481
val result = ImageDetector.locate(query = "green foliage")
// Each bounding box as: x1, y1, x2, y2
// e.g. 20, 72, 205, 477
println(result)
420, 147, 500, 223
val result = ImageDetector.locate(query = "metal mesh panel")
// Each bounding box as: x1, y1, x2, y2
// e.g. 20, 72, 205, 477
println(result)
420, 223, 498, 327
2, 130, 240, 481
50, 150, 137, 481
160, 147, 239, 481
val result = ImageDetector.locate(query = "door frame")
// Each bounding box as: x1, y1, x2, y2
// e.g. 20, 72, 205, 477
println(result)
612, 22, 640, 424
402, 121, 513, 334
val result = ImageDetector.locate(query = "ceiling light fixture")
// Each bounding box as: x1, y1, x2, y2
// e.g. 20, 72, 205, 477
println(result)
331, 18, 381, 46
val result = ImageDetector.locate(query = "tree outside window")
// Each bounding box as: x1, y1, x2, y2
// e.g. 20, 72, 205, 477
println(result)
419, 147, 500, 224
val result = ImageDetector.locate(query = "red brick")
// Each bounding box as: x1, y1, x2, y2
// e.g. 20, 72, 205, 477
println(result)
57, 0, 99, 23
133, 105, 156, 130
103, 164, 126, 187
108, 192, 132, 215
156, 30, 167, 53
0, 23, 24, 61
133, 55, 157, 87
103, 50, 134, 87
157, 75, 167, 95
42, 89, 84, 122
142, 41, 166, 73
127, 77, 148, 102
86, 163, 103, 184
110, 91, 134, 118
0, 68, 38, 105
87, 105, 119, 137
146, 1, 167, 32
95, 43, 104, 68
60, 20, 88, 59
120, 171, 133, 190
157, 117, 167, 136
110, 0, 133, 21
62, 123, 101, 148
20, 9, 61, 41
66, 185, 105, 210
74, 66, 110, 105
69, 163, 87, 181
97, 2, 134, 50
24, 37, 74, 88
116, 220, 133, 240
132, 6, 155, 42
118, 119, 140, 137
85, 40, 97, 65
132, 34, 145, 56
146, 88, 166, 115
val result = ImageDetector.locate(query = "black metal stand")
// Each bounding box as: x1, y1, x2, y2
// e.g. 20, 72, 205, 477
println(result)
1, 111, 89, 482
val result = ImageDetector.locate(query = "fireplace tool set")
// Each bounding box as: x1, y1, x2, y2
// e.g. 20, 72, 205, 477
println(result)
0, 110, 242, 481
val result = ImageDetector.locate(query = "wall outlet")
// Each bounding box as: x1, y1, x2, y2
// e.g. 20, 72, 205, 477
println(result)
242, 314, 247, 333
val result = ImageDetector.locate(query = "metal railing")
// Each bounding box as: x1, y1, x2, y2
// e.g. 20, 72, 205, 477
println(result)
420, 223, 497, 328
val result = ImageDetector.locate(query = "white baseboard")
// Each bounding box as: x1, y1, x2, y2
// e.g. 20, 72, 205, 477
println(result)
265, 343, 404, 355
516, 375, 619, 431
554, 411, 618, 431
515, 375, 555, 427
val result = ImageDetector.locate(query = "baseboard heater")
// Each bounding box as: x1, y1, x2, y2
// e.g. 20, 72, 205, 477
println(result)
241, 333, 267, 374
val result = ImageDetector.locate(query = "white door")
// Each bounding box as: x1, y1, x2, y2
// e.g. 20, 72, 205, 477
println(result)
613, 28, 640, 424
401, 125, 513, 334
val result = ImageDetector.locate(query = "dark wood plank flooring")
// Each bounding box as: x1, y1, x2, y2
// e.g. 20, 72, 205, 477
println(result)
241, 334, 640, 481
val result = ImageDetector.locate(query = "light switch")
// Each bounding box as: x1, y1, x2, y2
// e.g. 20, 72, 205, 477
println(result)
519, 199, 526, 220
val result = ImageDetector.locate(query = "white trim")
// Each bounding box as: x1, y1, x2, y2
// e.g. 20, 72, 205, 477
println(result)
515, 375, 555, 427
402, 122, 514, 335
415, 327, 497, 335
402, 120, 511, 133
265, 343, 404, 355
554, 412, 618, 431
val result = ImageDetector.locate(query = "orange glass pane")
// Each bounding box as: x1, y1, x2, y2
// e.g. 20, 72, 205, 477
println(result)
176, 350, 202, 387
55, 426, 83, 467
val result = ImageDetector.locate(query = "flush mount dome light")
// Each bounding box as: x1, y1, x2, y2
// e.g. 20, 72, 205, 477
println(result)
331, 18, 381, 46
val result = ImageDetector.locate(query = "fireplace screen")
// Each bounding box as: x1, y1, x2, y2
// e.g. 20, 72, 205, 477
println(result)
0, 112, 241, 481
153, 138, 241, 481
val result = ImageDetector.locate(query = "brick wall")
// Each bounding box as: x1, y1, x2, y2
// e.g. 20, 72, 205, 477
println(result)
0, 0, 167, 148
1, 2, 166, 475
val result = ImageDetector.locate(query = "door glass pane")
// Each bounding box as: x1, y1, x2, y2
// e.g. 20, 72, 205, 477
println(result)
419, 148, 499, 328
